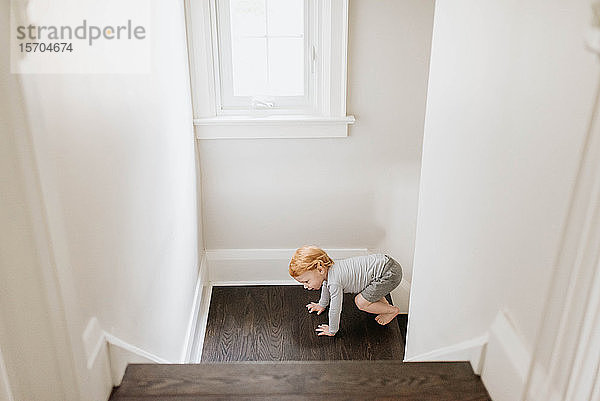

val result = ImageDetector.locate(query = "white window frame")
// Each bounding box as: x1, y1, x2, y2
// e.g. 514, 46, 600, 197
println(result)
185, 0, 355, 139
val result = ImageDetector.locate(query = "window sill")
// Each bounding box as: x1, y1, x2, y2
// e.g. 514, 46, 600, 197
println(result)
193, 115, 355, 139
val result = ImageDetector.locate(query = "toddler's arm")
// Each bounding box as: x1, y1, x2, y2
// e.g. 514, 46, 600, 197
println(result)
318, 281, 330, 308
316, 284, 342, 336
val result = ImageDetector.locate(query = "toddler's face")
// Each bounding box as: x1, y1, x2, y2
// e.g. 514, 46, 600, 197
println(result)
295, 269, 327, 290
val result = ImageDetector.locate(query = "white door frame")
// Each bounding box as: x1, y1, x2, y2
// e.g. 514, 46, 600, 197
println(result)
523, 69, 600, 400
0, 345, 14, 401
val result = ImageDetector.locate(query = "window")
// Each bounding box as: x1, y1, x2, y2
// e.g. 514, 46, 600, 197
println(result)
185, 0, 354, 138
217, 0, 310, 113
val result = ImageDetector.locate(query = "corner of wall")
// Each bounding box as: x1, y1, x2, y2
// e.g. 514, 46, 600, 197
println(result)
390, 279, 411, 313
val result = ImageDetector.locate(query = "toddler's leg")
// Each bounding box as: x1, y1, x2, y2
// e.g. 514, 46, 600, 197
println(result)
354, 293, 400, 325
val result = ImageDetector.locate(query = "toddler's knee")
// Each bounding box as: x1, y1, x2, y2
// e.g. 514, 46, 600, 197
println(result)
354, 294, 371, 310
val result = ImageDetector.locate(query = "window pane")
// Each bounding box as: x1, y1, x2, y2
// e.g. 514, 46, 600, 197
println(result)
227, 0, 305, 99
229, 0, 266, 37
268, 0, 303, 36
232, 38, 267, 96
268, 38, 304, 96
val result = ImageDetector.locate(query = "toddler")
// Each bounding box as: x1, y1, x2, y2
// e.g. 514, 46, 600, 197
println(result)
289, 245, 403, 336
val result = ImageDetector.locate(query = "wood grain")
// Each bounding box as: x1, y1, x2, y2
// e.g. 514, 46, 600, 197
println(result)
110, 287, 491, 400
110, 361, 491, 401
201, 285, 406, 362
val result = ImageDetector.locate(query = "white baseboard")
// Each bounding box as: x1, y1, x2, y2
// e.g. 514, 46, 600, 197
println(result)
104, 333, 171, 386
206, 248, 368, 284
82, 317, 172, 388
481, 310, 531, 401
404, 334, 488, 375
181, 253, 208, 363
190, 284, 213, 362
186, 251, 213, 362
81, 317, 113, 401
210, 280, 299, 286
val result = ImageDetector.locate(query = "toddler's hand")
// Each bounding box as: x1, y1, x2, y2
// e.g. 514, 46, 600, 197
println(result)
315, 324, 335, 336
306, 302, 325, 315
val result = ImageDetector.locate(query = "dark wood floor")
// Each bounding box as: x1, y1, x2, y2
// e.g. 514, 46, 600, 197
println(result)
110, 361, 491, 400
110, 286, 491, 400
201, 285, 407, 362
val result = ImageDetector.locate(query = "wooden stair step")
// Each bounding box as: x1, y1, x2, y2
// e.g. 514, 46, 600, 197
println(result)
109, 361, 490, 401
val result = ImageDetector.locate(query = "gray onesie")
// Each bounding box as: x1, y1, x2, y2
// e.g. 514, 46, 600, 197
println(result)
317, 254, 402, 334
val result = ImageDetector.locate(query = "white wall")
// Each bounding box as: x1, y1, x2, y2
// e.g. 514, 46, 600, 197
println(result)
198, 0, 434, 305
406, 0, 598, 362
21, 0, 199, 360
1, 6, 70, 398
2, 0, 200, 399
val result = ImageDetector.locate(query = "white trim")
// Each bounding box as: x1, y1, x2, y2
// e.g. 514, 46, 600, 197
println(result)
328, 0, 349, 117
338, 0, 349, 116
79, 320, 172, 387
81, 326, 171, 377
211, 280, 298, 286
316, 0, 331, 115
481, 311, 531, 401
523, 62, 600, 401
181, 253, 207, 363
190, 284, 213, 362
82, 318, 106, 370
206, 248, 368, 283
194, 115, 355, 126
206, 248, 367, 261
404, 334, 488, 375
565, 257, 600, 401
0, 346, 14, 401
592, 368, 600, 401
105, 333, 171, 387
104, 334, 171, 365
184, 0, 217, 117
194, 118, 353, 139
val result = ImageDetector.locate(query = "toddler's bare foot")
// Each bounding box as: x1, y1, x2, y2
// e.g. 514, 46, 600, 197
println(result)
375, 306, 400, 325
